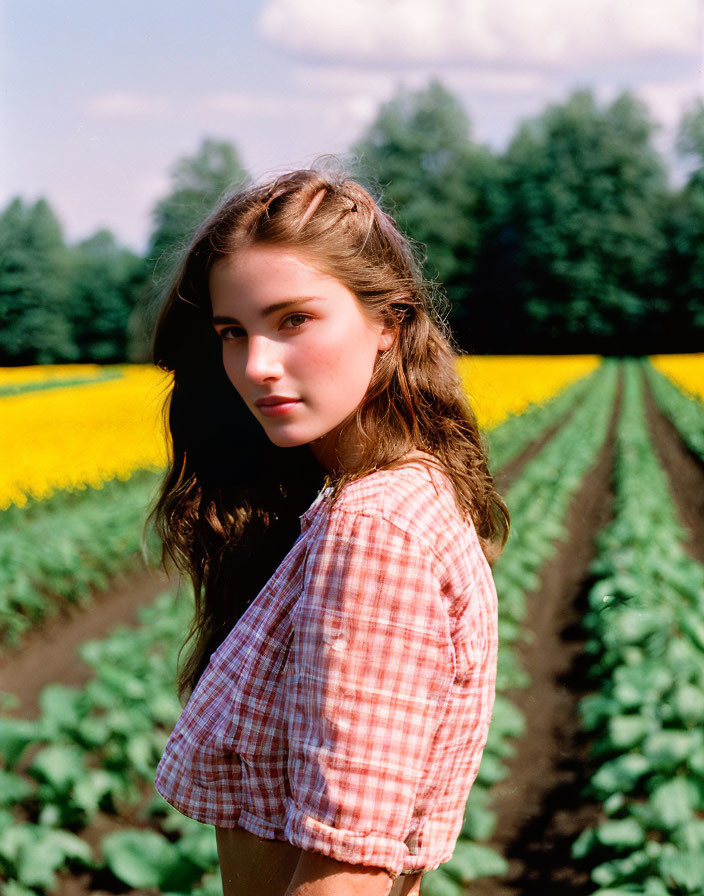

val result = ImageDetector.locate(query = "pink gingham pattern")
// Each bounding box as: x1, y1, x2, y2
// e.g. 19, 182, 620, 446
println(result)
154, 457, 498, 875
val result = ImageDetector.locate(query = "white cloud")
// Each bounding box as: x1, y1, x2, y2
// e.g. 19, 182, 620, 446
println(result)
292, 64, 545, 97
638, 76, 703, 182
638, 76, 703, 133
198, 90, 381, 169
437, 68, 548, 95
83, 91, 171, 119
292, 66, 397, 96
258, 0, 700, 68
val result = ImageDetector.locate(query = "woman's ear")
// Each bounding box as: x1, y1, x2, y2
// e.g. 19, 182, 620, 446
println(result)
378, 322, 396, 352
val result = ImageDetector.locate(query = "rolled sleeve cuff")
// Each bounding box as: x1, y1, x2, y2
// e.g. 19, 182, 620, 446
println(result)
283, 801, 411, 876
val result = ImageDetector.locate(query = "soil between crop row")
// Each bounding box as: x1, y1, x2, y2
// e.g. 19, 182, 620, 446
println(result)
467, 370, 704, 895
0, 558, 181, 719
641, 371, 704, 566
467, 371, 622, 896
494, 404, 579, 495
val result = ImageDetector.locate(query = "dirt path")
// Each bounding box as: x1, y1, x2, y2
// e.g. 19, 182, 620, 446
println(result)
468, 374, 622, 895
466, 368, 704, 895
641, 372, 704, 565
0, 557, 181, 718
494, 404, 578, 495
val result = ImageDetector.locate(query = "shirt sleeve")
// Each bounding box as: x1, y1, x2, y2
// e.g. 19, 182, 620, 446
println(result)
282, 507, 456, 874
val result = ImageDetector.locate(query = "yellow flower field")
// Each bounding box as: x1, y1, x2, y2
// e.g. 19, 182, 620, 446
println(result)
457, 355, 602, 430
1, 365, 172, 509
649, 354, 704, 405
1, 357, 603, 510
0, 364, 108, 387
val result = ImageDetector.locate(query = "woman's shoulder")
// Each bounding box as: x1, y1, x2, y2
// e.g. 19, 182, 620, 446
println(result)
331, 452, 463, 542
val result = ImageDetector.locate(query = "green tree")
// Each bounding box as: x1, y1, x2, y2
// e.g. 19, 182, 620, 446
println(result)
676, 98, 704, 184
661, 99, 704, 345
129, 137, 249, 361
350, 79, 501, 337
0, 197, 76, 364
497, 88, 669, 352
146, 137, 249, 283
67, 230, 148, 362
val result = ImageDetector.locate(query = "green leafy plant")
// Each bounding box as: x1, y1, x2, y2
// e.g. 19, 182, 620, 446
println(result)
571, 360, 704, 895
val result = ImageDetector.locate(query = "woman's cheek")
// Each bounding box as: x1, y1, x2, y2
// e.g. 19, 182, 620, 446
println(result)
222, 348, 246, 395
296, 332, 340, 377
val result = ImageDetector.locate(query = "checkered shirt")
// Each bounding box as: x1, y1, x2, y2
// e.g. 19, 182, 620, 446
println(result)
154, 458, 498, 875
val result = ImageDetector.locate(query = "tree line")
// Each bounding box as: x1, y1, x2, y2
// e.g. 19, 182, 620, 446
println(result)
2, 81, 703, 364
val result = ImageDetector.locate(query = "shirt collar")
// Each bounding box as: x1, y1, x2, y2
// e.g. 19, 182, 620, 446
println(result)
299, 485, 333, 533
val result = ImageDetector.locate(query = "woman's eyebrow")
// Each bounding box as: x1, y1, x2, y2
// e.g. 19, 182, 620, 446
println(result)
212, 296, 322, 326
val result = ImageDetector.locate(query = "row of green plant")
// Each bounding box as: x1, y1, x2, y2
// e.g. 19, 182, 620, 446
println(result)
0, 588, 222, 895
485, 366, 599, 471
0, 368, 125, 399
0, 469, 162, 649
0, 367, 613, 893
643, 362, 704, 462
569, 360, 704, 895
422, 360, 620, 895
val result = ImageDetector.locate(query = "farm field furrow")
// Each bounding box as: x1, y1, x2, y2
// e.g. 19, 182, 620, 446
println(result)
472, 361, 704, 896
0, 470, 164, 651
489, 367, 599, 487
464, 366, 621, 896
644, 360, 704, 470
422, 362, 620, 894
493, 395, 582, 495
0, 563, 179, 720
0, 590, 221, 896
641, 371, 704, 566
570, 361, 704, 895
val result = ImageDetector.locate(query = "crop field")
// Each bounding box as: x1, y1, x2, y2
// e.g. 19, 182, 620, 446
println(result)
1, 354, 703, 896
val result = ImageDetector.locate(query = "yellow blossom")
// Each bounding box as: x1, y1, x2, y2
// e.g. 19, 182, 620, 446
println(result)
649, 354, 704, 405
2, 357, 602, 510
1, 365, 172, 509
456, 355, 602, 430
0, 364, 107, 387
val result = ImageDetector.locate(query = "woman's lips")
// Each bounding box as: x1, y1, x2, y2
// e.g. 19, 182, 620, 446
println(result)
256, 400, 301, 417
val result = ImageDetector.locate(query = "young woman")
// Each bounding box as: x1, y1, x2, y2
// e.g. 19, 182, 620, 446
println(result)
149, 166, 509, 896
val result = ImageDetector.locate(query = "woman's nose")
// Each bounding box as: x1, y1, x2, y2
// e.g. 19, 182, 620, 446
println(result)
245, 335, 283, 383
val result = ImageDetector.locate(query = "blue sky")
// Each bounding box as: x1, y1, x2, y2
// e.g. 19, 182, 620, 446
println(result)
2, 0, 702, 253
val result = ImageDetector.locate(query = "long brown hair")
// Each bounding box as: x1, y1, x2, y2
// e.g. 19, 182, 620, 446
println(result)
147, 162, 509, 701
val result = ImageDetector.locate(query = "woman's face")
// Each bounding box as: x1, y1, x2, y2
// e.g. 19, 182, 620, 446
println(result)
209, 243, 395, 471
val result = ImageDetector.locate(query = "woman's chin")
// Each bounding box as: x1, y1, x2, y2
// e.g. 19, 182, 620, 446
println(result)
260, 428, 311, 449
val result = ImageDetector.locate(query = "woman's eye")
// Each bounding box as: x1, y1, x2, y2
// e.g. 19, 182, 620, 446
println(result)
284, 313, 310, 329
219, 326, 244, 340
217, 314, 309, 341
